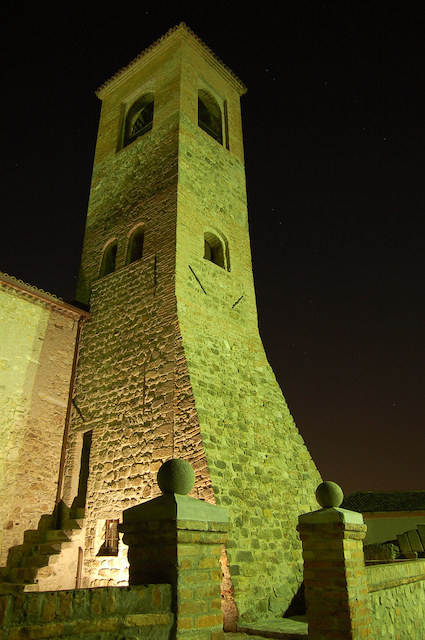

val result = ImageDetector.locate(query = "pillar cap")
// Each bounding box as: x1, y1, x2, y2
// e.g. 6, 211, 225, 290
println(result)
157, 459, 195, 495
316, 481, 344, 508
299, 481, 364, 525
122, 493, 229, 524
298, 506, 364, 525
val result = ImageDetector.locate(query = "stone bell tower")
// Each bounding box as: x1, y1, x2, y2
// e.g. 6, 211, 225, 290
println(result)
62, 24, 321, 623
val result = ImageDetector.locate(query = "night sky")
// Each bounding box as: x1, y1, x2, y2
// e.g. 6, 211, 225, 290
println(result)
1, 3, 424, 495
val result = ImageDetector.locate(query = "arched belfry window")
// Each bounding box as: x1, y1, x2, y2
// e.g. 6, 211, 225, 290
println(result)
124, 93, 154, 147
99, 240, 118, 278
198, 89, 223, 145
204, 231, 229, 270
126, 226, 144, 265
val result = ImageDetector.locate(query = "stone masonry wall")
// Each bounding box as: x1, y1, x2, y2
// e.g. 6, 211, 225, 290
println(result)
0, 584, 173, 640
63, 36, 214, 587
175, 38, 321, 621
0, 281, 79, 564
64, 253, 212, 586
64, 25, 321, 620
368, 560, 425, 639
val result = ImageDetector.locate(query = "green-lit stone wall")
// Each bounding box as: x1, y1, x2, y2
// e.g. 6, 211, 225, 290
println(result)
368, 560, 425, 639
0, 282, 78, 563
68, 25, 320, 620
65, 34, 215, 586
0, 584, 173, 639
175, 37, 321, 621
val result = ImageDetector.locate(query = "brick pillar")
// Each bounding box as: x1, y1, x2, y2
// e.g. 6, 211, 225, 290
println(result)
119, 459, 229, 640
297, 481, 372, 640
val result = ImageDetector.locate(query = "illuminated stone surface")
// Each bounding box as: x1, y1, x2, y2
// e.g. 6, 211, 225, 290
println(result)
1, 23, 424, 640
0, 584, 173, 639
368, 560, 425, 639
0, 276, 83, 566
0, 24, 320, 621
60, 24, 321, 621
298, 510, 371, 639
298, 489, 425, 639
120, 485, 228, 638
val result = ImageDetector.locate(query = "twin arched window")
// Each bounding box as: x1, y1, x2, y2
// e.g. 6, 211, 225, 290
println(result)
123, 93, 154, 148
99, 229, 229, 279
122, 89, 224, 149
99, 226, 145, 278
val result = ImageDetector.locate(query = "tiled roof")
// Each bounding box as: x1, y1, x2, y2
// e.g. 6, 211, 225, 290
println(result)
0, 272, 89, 317
0, 271, 64, 302
342, 491, 425, 513
96, 22, 247, 96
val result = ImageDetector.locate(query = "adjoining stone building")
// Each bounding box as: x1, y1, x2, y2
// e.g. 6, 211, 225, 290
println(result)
0, 273, 88, 566
0, 24, 320, 624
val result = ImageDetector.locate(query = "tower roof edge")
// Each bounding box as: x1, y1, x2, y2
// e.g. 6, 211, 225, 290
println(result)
96, 22, 247, 99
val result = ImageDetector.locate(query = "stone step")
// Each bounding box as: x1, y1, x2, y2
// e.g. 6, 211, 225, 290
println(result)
30, 542, 62, 556
237, 617, 308, 639
37, 515, 55, 530
69, 507, 85, 520
23, 530, 42, 544
23, 583, 40, 592
20, 554, 53, 568
0, 515, 86, 593
73, 518, 85, 527
8, 566, 38, 584
0, 581, 29, 595
0, 567, 11, 579
43, 529, 72, 543
41, 521, 81, 543
62, 518, 83, 530
5, 544, 32, 567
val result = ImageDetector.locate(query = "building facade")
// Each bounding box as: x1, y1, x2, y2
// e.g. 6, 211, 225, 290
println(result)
0, 24, 320, 624
0, 273, 87, 566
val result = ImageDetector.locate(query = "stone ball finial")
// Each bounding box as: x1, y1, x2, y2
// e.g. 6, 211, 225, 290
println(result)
157, 458, 196, 495
315, 481, 344, 508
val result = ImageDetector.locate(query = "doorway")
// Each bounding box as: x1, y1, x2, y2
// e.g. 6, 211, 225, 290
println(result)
74, 430, 92, 509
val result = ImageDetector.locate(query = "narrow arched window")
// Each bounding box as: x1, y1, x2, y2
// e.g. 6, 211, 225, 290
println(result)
204, 232, 225, 269
99, 240, 118, 278
198, 89, 223, 145
124, 93, 154, 147
126, 226, 144, 265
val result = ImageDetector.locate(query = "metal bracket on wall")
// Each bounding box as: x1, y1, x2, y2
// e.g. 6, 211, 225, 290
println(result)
189, 265, 207, 294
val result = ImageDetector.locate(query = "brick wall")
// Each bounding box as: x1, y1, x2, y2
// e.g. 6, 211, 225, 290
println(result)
299, 493, 425, 639
121, 513, 228, 640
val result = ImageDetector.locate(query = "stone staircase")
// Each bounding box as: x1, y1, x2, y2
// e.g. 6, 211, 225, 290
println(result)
236, 617, 308, 639
0, 509, 85, 594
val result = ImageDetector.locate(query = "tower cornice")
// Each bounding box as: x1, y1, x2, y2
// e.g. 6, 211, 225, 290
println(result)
96, 22, 247, 100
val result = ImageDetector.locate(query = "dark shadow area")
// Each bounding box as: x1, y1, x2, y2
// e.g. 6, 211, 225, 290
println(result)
284, 582, 305, 617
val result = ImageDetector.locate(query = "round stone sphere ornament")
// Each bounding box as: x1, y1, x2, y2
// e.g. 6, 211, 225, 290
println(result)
157, 458, 196, 495
315, 481, 344, 508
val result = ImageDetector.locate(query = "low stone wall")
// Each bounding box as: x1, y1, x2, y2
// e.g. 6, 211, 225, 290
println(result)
0, 584, 173, 639
367, 559, 425, 639
298, 484, 425, 639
